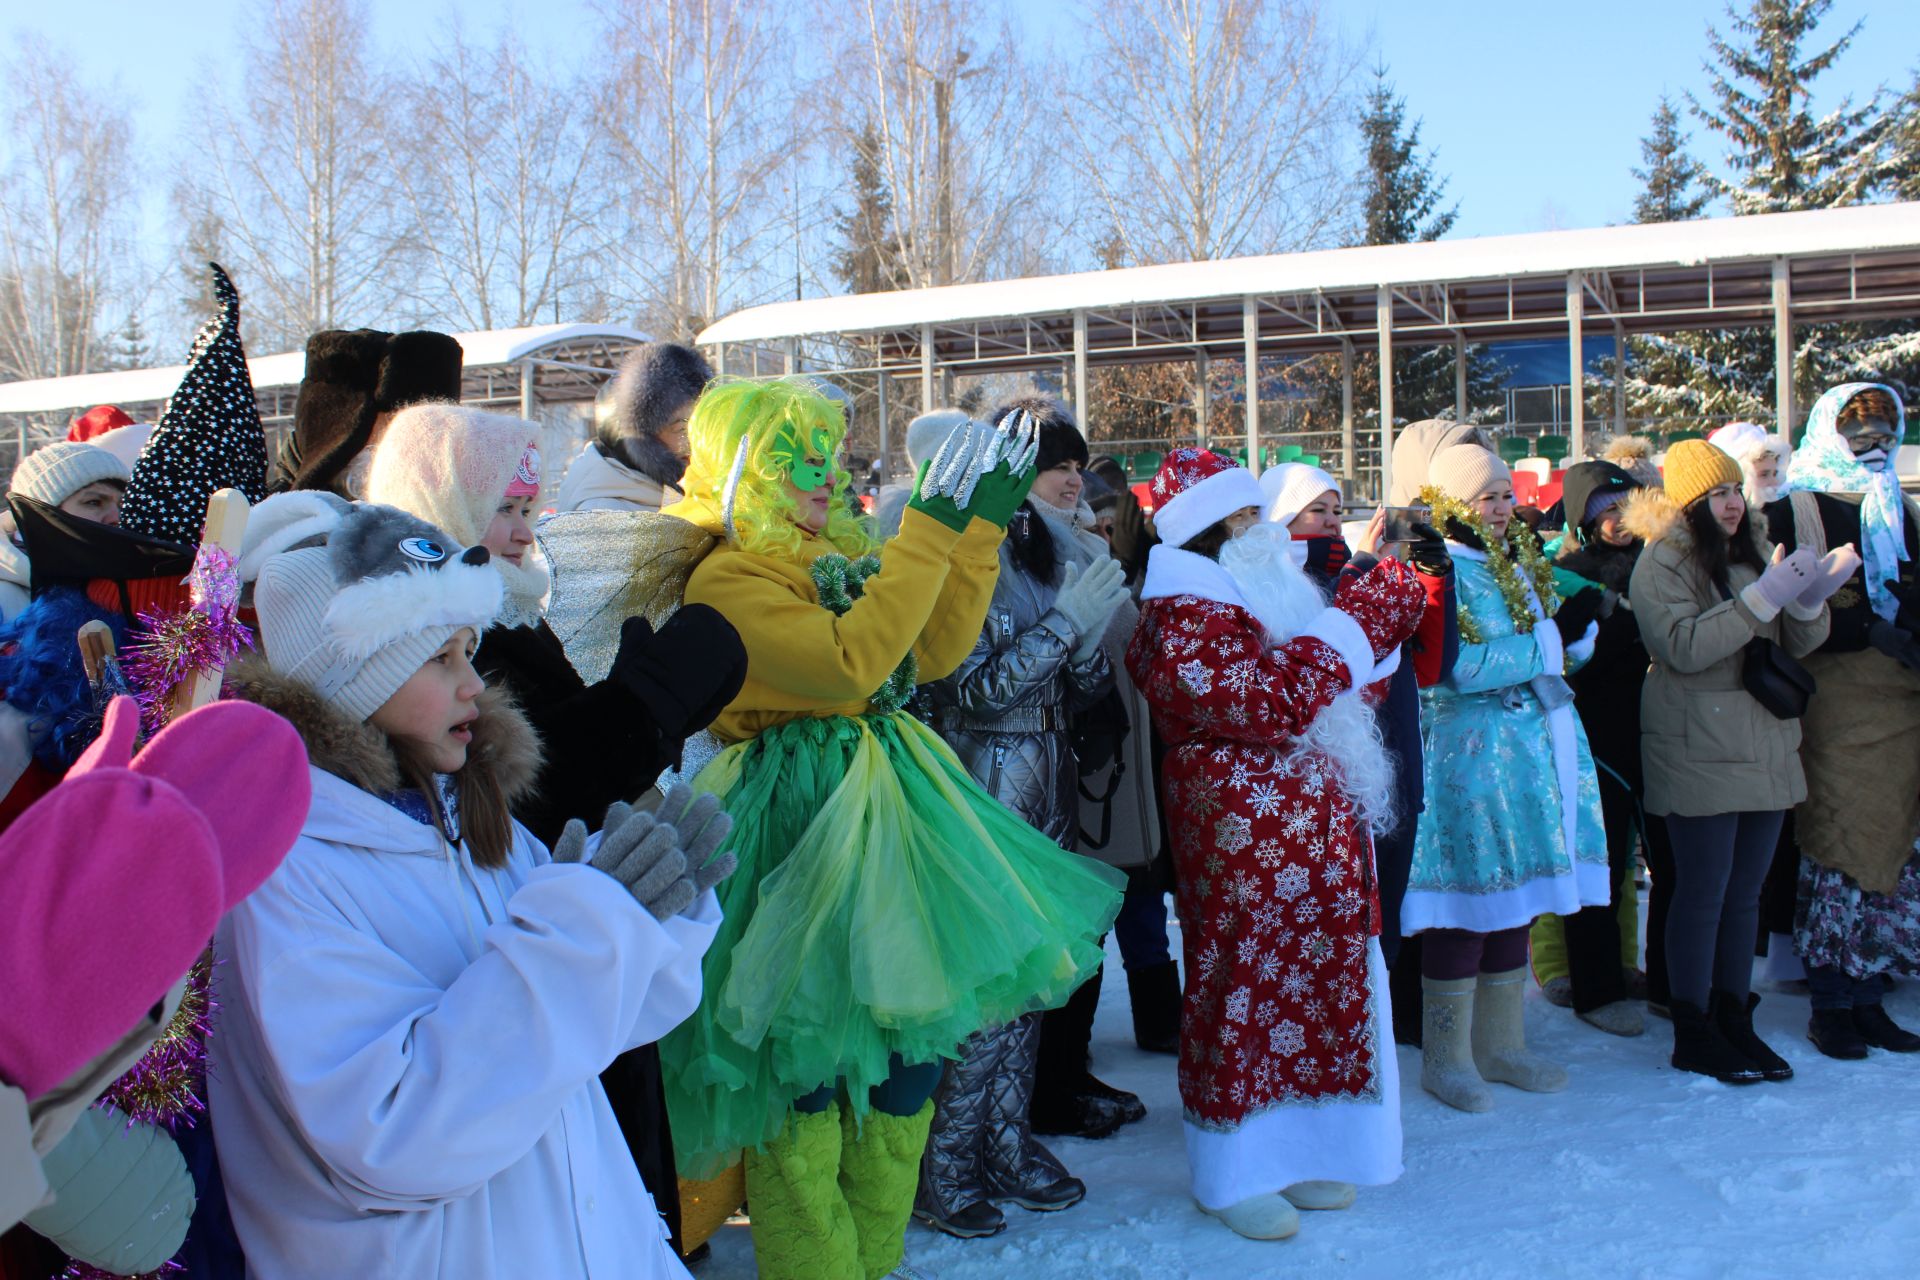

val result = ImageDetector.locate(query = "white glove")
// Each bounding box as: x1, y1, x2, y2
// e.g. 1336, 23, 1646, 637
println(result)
1053, 557, 1129, 660
1564, 619, 1599, 666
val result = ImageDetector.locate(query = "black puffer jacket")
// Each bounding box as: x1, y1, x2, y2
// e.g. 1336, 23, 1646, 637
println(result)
1556, 514, 1649, 788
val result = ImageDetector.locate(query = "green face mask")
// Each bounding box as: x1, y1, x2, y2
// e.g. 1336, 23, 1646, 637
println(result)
772, 423, 835, 492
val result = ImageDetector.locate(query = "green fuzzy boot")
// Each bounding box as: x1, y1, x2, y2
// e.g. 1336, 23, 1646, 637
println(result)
744, 1105, 860, 1280
838, 1102, 935, 1280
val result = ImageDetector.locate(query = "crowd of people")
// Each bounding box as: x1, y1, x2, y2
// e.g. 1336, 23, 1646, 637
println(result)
1, 281, 1916, 1280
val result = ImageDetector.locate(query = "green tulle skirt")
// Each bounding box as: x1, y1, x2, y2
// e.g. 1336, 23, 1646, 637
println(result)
660, 711, 1124, 1177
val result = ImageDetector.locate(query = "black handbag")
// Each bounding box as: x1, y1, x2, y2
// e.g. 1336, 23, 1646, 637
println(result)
1715, 579, 1816, 720
1742, 635, 1816, 720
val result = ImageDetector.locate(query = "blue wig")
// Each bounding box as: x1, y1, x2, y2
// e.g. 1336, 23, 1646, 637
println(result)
0, 588, 129, 769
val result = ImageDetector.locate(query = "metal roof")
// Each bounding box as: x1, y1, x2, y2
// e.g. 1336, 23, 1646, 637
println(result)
697, 203, 1920, 372
0, 323, 652, 419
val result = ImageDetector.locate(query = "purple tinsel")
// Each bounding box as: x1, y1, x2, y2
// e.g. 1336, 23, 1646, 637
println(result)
98, 954, 214, 1133
60, 1261, 185, 1280
120, 544, 253, 730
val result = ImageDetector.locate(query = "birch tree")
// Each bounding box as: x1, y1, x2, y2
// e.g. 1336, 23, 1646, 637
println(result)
1068, 0, 1358, 264
182, 0, 401, 346
391, 35, 609, 331
0, 36, 136, 380
599, 0, 795, 340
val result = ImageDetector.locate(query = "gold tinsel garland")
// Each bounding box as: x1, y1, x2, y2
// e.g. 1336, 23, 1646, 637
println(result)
1420, 485, 1560, 643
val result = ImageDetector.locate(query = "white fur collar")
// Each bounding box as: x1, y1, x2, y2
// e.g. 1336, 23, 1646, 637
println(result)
1141, 545, 1252, 611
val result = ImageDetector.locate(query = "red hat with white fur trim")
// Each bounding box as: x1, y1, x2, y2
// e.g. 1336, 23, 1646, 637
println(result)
1148, 448, 1268, 550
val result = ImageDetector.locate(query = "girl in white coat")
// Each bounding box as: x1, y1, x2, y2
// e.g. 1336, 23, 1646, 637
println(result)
210, 499, 726, 1279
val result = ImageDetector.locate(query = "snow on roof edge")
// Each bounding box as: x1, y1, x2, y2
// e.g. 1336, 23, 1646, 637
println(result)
697, 203, 1920, 346
0, 322, 653, 417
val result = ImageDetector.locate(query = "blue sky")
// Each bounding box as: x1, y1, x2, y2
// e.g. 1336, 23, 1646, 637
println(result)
9, 0, 1916, 253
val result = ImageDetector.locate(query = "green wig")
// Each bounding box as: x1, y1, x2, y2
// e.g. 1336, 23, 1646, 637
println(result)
680, 377, 875, 562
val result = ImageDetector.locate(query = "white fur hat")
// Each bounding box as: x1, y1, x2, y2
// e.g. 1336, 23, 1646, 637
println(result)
1147, 448, 1267, 550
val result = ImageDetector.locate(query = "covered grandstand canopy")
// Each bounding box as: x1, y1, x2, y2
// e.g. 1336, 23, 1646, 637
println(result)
0, 323, 651, 469
698, 203, 1920, 498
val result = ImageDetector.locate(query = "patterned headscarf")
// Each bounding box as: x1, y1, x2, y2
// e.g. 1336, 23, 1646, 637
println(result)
1785, 382, 1909, 620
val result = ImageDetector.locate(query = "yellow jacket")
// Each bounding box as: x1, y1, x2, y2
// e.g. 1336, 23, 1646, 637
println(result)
662, 496, 1003, 743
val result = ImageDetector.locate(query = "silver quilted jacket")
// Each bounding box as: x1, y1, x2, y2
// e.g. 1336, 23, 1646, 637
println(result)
928, 540, 1113, 846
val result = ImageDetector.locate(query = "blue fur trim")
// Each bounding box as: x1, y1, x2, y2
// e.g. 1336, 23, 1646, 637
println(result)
0, 589, 128, 768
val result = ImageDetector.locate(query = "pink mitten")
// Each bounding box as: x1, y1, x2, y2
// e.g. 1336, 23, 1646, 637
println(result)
121, 699, 311, 904
69, 696, 311, 906
0, 773, 221, 1098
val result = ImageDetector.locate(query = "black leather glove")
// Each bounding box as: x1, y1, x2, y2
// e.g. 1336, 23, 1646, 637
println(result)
610, 604, 749, 738
1884, 578, 1920, 635
1868, 619, 1920, 673
1109, 486, 1156, 583
1407, 521, 1452, 577
1553, 586, 1605, 648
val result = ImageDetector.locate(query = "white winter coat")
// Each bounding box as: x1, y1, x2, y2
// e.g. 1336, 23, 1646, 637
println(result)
554, 442, 680, 513
210, 765, 718, 1280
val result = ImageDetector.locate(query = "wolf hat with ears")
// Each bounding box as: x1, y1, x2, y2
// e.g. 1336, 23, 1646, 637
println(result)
248, 502, 502, 721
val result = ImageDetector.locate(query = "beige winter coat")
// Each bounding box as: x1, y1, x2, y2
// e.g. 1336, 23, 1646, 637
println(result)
1627, 489, 1830, 818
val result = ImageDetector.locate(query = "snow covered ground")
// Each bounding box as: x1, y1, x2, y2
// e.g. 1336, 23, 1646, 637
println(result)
699, 920, 1920, 1280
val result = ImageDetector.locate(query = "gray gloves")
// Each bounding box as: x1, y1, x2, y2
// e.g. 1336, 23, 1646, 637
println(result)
1053, 556, 1130, 661
552, 784, 736, 920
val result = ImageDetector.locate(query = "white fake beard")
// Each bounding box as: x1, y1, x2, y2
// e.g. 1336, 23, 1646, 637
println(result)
1219, 522, 1399, 834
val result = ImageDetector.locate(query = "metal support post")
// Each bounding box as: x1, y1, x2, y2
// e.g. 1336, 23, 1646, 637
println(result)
1072, 309, 1089, 431
1242, 296, 1261, 475
1376, 284, 1395, 500
1772, 257, 1794, 438
783, 337, 798, 376
519, 359, 536, 421
876, 370, 891, 480
1194, 348, 1210, 450
920, 324, 935, 411
1612, 322, 1626, 439
1454, 333, 1468, 422
1566, 271, 1585, 461
1340, 339, 1356, 480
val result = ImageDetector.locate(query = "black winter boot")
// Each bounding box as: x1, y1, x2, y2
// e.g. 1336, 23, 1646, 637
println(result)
1669, 1000, 1763, 1084
1852, 1003, 1920, 1053
1709, 990, 1792, 1081
1807, 1007, 1870, 1060
1127, 961, 1181, 1055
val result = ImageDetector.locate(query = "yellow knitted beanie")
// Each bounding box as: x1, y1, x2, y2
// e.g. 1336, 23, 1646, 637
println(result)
1661, 439, 1744, 511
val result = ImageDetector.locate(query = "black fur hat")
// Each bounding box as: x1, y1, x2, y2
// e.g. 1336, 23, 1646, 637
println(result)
599, 343, 712, 483
279, 329, 464, 497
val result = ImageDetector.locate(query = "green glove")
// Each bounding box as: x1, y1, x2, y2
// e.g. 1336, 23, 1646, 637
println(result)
25, 1104, 193, 1273
907, 412, 1042, 532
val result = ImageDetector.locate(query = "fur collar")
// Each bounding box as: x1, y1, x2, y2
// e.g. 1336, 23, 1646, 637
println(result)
1622, 485, 1767, 560
227, 651, 542, 804
1556, 532, 1641, 593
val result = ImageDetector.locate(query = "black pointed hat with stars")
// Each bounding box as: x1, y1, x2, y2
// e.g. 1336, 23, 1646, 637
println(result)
120, 263, 268, 543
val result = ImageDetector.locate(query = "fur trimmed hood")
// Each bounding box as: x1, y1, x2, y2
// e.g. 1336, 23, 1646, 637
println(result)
1621, 484, 1768, 560
227, 651, 542, 808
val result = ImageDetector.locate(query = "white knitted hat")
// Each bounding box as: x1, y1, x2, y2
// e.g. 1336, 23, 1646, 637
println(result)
905, 409, 969, 471
1260, 462, 1340, 528
251, 503, 502, 722
9, 442, 130, 507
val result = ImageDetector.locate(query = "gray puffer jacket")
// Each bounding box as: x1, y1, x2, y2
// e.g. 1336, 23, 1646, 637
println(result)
930, 539, 1113, 846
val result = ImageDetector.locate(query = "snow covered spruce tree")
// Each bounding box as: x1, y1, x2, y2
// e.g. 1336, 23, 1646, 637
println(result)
1293, 67, 1504, 447
1604, 0, 1910, 435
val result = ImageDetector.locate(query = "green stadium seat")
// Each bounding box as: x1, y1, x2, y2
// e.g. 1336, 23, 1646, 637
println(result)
1536, 434, 1570, 461
1275, 444, 1304, 464
1297, 455, 1320, 467
1497, 436, 1533, 463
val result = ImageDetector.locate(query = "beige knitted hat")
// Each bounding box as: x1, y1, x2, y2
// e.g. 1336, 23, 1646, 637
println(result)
1427, 445, 1512, 504
9, 442, 131, 507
